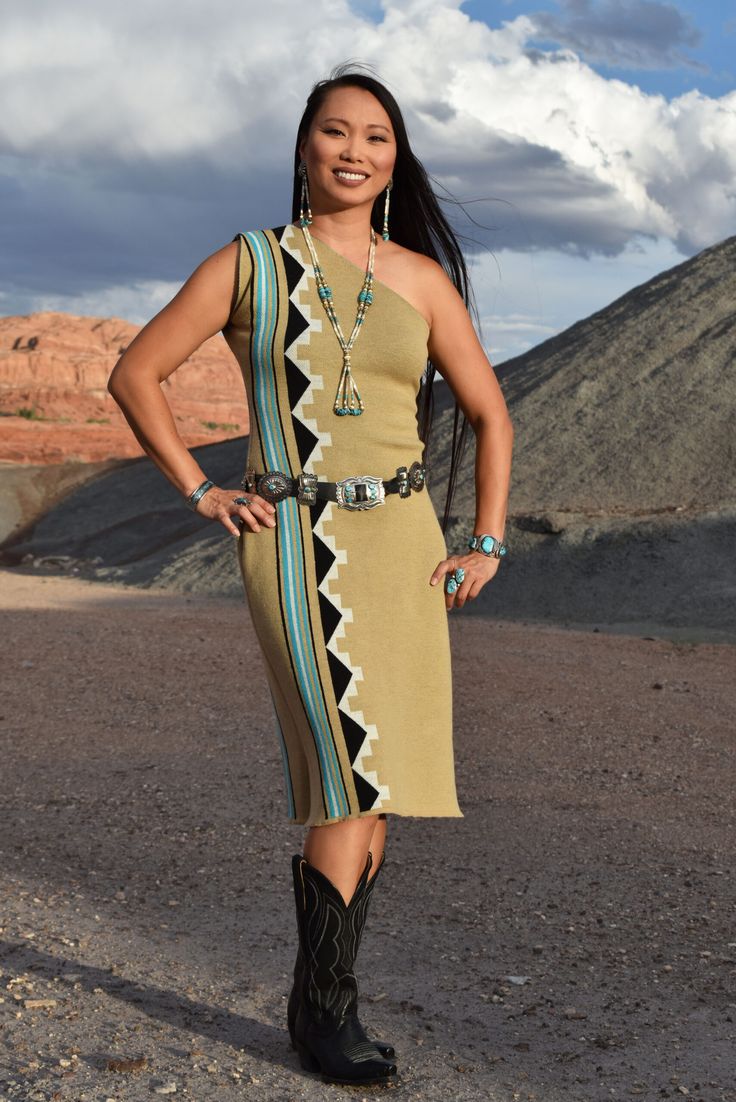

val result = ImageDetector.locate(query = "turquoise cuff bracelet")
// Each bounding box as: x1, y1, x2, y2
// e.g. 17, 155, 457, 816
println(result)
468, 533, 508, 559
185, 479, 215, 511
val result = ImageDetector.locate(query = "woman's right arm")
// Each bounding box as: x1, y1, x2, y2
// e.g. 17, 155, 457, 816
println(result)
107, 242, 276, 536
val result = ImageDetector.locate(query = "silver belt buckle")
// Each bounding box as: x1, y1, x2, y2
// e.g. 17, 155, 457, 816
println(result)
335, 475, 385, 510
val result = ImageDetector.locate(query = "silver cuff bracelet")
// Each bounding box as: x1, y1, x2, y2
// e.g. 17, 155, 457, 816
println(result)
185, 479, 215, 511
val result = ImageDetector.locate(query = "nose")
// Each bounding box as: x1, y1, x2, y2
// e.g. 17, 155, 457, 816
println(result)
339, 137, 364, 163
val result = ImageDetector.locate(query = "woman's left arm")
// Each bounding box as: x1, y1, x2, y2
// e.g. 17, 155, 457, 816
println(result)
422, 259, 514, 610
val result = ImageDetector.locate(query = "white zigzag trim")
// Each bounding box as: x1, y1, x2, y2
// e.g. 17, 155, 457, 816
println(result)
279, 226, 389, 810
279, 225, 331, 470
353, 724, 391, 806
312, 503, 390, 809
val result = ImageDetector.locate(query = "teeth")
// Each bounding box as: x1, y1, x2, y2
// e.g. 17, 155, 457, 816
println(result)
335, 171, 367, 181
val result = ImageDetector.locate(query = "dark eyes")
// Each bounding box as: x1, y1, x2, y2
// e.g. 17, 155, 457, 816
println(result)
323, 128, 387, 142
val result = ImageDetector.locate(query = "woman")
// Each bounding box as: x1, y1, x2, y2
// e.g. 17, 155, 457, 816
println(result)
108, 65, 513, 1086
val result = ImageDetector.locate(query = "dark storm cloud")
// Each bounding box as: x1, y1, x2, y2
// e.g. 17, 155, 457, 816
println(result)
0, 153, 291, 315
531, 0, 703, 70
427, 132, 639, 257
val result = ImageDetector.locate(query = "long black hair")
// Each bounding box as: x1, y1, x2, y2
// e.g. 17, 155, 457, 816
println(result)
291, 62, 476, 535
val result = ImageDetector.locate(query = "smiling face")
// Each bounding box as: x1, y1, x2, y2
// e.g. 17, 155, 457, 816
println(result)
298, 85, 396, 216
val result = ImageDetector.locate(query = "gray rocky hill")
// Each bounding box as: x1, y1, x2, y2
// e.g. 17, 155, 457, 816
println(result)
438, 233, 736, 521
418, 236, 735, 641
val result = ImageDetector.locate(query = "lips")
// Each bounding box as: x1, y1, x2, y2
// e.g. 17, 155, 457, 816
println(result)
333, 169, 369, 182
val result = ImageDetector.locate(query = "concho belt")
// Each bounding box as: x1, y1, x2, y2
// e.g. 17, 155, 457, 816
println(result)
241, 462, 426, 510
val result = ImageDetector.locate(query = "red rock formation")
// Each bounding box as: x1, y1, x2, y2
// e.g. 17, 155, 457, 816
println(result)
0, 312, 249, 464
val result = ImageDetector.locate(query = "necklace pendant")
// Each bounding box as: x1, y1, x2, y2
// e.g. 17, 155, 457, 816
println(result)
334, 358, 364, 416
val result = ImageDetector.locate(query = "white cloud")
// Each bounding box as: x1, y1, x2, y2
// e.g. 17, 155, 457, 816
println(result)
33, 280, 183, 326
1, 0, 733, 256
437, 17, 736, 254
0, 0, 734, 351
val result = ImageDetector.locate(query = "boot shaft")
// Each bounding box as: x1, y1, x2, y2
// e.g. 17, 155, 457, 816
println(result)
291, 853, 373, 1026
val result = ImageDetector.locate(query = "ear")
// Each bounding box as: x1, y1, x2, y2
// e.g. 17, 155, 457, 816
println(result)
298, 138, 306, 162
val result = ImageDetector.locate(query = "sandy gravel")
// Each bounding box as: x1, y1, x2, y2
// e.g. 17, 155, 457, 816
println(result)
1, 570, 735, 1102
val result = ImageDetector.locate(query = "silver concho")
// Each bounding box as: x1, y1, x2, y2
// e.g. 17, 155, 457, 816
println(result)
240, 466, 257, 492
256, 470, 291, 503
408, 461, 426, 491
297, 471, 318, 506
395, 465, 411, 498
335, 475, 385, 510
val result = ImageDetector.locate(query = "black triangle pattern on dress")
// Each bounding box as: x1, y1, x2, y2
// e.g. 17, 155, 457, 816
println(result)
325, 647, 353, 709
278, 227, 380, 815
352, 769, 382, 812
317, 590, 342, 647
312, 531, 334, 587
282, 282, 319, 469
310, 495, 329, 524
339, 708, 372, 768
283, 356, 309, 411
281, 242, 306, 302
291, 416, 320, 470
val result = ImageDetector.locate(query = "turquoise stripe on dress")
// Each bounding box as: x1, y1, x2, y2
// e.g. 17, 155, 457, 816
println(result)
244, 231, 349, 820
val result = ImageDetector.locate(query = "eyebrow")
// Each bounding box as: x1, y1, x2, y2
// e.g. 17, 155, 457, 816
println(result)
321, 116, 390, 132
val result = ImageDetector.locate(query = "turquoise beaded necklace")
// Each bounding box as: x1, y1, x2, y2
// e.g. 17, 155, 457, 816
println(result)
300, 223, 376, 416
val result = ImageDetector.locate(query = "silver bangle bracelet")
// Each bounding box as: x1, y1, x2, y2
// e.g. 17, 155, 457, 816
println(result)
185, 479, 215, 511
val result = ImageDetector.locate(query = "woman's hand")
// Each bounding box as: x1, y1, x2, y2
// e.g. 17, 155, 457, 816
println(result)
194, 486, 278, 537
430, 551, 501, 610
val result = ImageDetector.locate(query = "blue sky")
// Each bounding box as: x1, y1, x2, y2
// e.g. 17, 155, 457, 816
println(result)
1, 0, 735, 362
466, 0, 735, 98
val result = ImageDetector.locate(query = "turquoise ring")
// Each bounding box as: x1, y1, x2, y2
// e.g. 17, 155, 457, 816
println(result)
445, 566, 465, 595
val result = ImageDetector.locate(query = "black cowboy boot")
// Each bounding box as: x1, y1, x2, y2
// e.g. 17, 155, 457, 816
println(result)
286, 850, 394, 1058
291, 853, 397, 1084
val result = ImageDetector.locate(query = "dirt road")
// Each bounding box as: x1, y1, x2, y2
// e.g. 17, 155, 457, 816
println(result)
1, 571, 734, 1101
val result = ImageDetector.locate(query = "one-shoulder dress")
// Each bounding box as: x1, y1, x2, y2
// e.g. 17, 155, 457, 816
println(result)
221, 223, 462, 827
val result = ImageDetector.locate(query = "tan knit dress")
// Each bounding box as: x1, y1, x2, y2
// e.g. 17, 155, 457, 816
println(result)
221, 223, 462, 827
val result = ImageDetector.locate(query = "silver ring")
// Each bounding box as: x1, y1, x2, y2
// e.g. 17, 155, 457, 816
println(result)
232, 496, 252, 507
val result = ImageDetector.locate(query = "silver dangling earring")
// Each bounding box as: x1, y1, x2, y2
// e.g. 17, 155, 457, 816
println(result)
382, 178, 393, 241
298, 161, 313, 227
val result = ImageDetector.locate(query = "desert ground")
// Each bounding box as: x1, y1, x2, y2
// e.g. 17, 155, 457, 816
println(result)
1, 568, 734, 1102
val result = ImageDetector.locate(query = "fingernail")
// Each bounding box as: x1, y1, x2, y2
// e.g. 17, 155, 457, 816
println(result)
267, 518, 276, 527
430, 579, 437, 585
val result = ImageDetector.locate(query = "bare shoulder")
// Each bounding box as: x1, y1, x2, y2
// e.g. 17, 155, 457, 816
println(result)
168, 239, 241, 331
417, 253, 460, 307
384, 242, 459, 295
381, 240, 442, 278
193, 239, 239, 290
376, 241, 455, 326
118, 239, 242, 373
